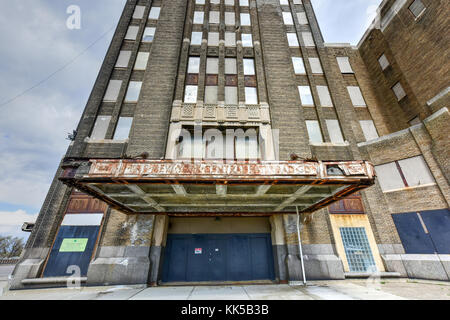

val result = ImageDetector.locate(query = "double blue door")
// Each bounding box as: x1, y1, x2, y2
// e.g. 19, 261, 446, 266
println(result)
162, 233, 275, 282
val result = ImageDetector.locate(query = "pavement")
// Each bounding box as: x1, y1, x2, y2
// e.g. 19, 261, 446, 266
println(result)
0, 278, 449, 300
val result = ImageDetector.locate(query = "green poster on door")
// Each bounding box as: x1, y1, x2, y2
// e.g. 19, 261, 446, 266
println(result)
59, 238, 89, 252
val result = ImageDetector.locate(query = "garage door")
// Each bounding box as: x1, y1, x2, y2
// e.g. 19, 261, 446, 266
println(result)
162, 233, 275, 283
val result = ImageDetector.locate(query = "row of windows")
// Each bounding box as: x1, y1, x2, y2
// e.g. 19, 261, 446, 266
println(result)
184, 57, 258, 105
193, 11, 251, 26
195, 0, 250, 6
190, 31, 253, 47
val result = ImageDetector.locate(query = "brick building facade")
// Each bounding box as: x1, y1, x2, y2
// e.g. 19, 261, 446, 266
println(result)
10, 0, 449, 289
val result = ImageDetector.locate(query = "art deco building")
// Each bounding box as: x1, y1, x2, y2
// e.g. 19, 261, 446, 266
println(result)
10, 0, 449, 289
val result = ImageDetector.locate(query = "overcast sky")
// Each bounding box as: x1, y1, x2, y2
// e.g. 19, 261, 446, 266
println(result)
0, 0, 381, 241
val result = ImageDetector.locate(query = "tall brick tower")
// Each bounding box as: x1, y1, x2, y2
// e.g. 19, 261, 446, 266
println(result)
11, 0, 449, 289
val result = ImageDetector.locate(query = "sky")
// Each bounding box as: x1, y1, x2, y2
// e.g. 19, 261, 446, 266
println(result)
0, 0, 381, 241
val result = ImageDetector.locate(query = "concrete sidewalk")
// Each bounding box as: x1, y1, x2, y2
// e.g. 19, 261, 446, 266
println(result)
1, 279, 449, 300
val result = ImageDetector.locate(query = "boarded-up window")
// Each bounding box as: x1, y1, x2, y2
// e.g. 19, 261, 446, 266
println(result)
225, 58, 237, 74
287, 33, 299, 47
317, 86, 333, 107
225, 32, 236, 47
225, 12, 235, 26
91, 116, 111, 140
149, 7, 161, 20
209, 11, 220, 24
194, 12, 204, 24
225, 0, 234, 5
409, 0, 426, 17
296, 12, 308, 24
282, 12, 294, 25
309, 57, 323, 74
103, 80, 122, 102
326, 119, 345, 143
293, 0, 302, 4
298, 86, 314, 106
302, 32, 315, 47
392, 82, 406, 101
134, 52, 150, 70
280, 0, 289, 5
115, 51, 131, 68
242, 34, 253, 47
133, 6, 145, 19
347, 86, 366, 107
225, 87, 238, 105
196, 0, 205, 3
292, 57, 305, 74
184, 85, 198, 103
398, 156, 435, 187
125, 26, 139, 40
240, 13, 251, 26
142, 27, 156, 42
359, 120, 379, 141
188, 57, 201, 74
245, 87, 258, 104
113, 117, 133, 140
243, 59, 255, 75
191, 32, 203, 45
206, 58, 219, 74
336, 57, 354, 73
125, 81, 142, 102
306, 120, 323, 143
375, 162, 405, 192
205, 86, 218, 104
208, 32, 219, 46
240, 0, 249, 6
378, 54, 390, 70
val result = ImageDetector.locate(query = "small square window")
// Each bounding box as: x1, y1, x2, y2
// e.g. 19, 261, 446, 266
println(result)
409, 0, 426, 18
91, 116, 111, 140
347, 86, 366, 107
378, 54, 390, 71
103, 80, 122, 102
134, 52, 150, 70
184, 85, 198, 103
115, 51, 131, 69
298, 86, 314, 106
292, 57, 305, 74
336, 57, 354, 74
326, 119, 345, 143
188, 57, 201, 74
242, 34, 253, 47
191, 32, 203, 45
287, 33, 299, 47
302, 32, 315, 47
206, 58, 219, 74
245, 87, 258, 104
149, 7, 161, 20
125, 26, 139, 41
317, 86, 333, 107
142, 27, 156, 42
240, 0, 249, 6
196, 0, 205, 4
210, 11, 220, 24
306, 120, 323, 143
392, 82, 406, 101
225, 12, 235, 26
309, 57, 323, 74
225, 0, 235, 6
359, 120, 379, 141
225, 58, 237, 74
125, 81, 142, 102
225, 32, 236, 47
280, 0, 289, 5
193, 12, 204, 24
240, 13, 251, 26
243, 59, 255, 75
113, 117, 133, 140
133, 6, 145, 20
282, 12, 294, 25
296, 12, 308, 25
208, 32, 220, 46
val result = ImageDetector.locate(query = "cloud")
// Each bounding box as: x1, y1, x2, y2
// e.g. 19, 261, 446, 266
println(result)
0, 210, 38, 239
0, 0, 126, 210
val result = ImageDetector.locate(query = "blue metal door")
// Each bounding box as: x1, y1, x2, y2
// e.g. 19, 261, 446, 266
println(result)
43, 225, 100, 277
162, 233, 275, 282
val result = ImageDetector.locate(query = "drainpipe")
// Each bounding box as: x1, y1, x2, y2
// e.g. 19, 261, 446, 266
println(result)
296, 206, 307, 285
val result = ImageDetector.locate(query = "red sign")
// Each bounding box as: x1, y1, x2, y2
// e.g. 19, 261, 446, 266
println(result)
195, 248, 202, 254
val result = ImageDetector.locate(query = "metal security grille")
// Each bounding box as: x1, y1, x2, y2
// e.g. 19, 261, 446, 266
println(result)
340, 227, 377, 272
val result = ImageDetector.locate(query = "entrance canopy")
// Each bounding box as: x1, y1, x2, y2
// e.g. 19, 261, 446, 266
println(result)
59, 159, 375, 215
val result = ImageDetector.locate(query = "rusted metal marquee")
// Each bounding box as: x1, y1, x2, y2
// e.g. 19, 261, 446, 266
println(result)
59, 159, 376, 216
